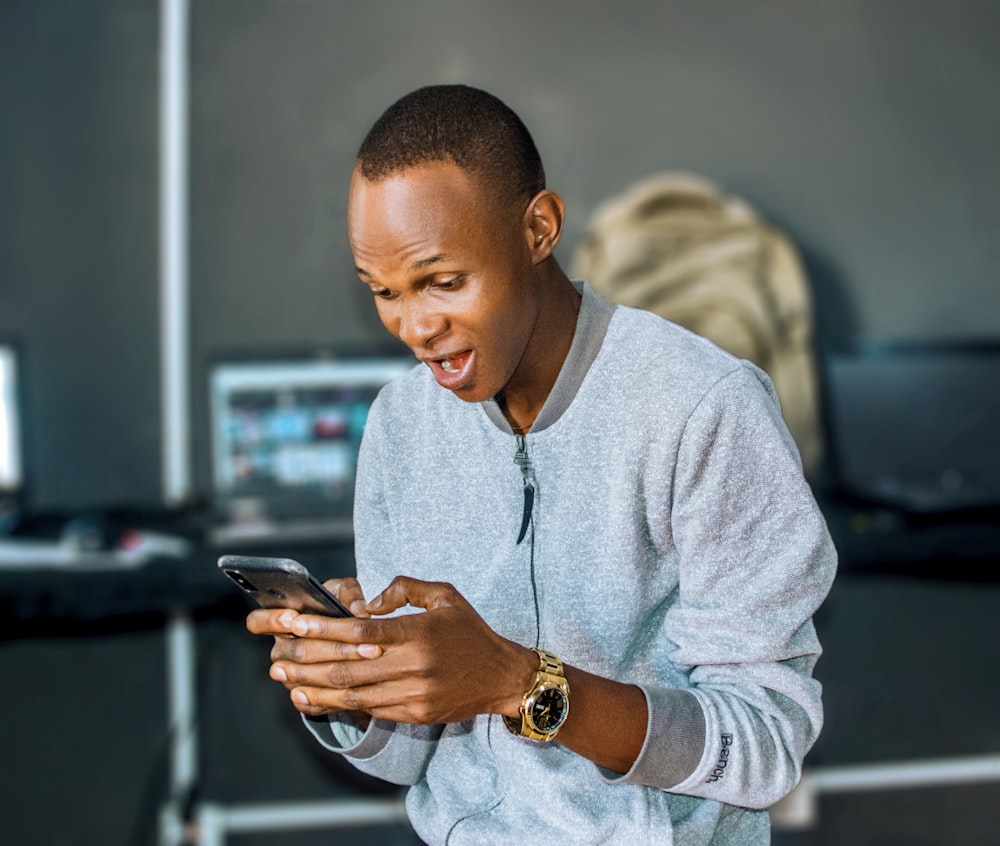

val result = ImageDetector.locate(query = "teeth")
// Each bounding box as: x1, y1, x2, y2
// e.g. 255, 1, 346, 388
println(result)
441, 359, 455, 372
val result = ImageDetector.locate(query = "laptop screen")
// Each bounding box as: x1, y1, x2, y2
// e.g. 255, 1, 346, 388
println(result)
824, 344, 1000, 512
208, 356, 413, 539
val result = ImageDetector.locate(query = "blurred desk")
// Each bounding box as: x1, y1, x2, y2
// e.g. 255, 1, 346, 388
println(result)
0, 534, 357, 629
818, 495, 1000, 579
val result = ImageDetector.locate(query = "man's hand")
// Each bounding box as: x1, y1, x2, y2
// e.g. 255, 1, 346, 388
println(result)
248, 575, 536, 724
245, 576, 380, 722
246, 574, 647, 774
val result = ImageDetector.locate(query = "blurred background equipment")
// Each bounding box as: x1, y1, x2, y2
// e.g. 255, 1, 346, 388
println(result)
818, 341, 1000, 571
207, 355, 412, 546
572, 172, 823, 477
0, 342, 23, 533
822, 342, 1000, 515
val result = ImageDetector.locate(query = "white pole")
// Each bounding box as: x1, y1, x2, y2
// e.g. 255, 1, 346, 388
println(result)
159, 6, 194, 843
166, 613, 198, 803
197, 798, 408, 845
809, 754, 1000, 793
159, 0, 190, 505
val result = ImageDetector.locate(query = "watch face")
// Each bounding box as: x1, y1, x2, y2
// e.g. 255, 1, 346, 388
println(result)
529, 688, 568, 733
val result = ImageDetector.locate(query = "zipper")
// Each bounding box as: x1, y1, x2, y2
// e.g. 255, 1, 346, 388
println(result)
513, 433, 541, 646
513, 433, 535, 544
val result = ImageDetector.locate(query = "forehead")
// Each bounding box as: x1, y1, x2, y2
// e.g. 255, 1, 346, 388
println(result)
348, 162, 511, 263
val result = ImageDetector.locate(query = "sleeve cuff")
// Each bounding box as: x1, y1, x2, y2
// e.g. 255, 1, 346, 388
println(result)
599, 685, 707, 789
303, 713, 397, 760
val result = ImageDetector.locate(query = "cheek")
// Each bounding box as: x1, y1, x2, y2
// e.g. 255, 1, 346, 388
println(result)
485, 284, 535, 345
373, 300, 400, 336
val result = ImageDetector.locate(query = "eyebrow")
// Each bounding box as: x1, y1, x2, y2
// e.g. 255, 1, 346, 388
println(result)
355, 253, 454, 281
409, 253, 453, 271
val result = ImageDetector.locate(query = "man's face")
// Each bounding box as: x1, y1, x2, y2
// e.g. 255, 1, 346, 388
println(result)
348, 161, 541, 403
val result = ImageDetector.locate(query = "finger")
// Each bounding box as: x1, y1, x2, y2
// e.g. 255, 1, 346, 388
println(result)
287, 687, 392, 719
270, 636, 383, 667
288, 684, 368, 716
271, 655, 372, 689
246, 608, 298, 636
366, 576, 464, 615
290, 612, 387, 648
288, 697, 337, 718
289, 681, 441, 725
323, 577, 370, 618
287, 680, 387, 716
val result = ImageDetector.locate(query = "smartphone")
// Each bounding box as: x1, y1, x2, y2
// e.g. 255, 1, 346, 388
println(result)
218, 555, 353, 617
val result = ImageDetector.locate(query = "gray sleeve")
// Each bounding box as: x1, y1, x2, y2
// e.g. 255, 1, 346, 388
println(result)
619, 364, 837, 806
303, 714, 445, 787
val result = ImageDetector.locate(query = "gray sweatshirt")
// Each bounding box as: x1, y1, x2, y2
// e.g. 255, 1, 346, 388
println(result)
306, 281, 837, 844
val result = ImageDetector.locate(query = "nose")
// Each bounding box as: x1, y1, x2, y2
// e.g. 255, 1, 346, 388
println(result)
393, 295, 447, 349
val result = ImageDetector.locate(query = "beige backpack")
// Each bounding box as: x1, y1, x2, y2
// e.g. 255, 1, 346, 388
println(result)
571, 172, 823, 478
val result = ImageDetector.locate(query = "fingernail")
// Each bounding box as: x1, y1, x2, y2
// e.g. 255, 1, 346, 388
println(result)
358, 644, 381, 659
366, 595, 383, 611
292, 617, 310, 636
350, 599, 367, 616
271, 665, 287, 681
279, 611, 296, 628
291, 690, 308, 705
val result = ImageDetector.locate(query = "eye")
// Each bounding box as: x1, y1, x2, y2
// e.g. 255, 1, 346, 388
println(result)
371, 286, 394, 299
432, 274, 465, 291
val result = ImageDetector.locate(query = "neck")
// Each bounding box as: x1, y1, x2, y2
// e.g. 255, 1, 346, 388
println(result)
498, 270, 581, 433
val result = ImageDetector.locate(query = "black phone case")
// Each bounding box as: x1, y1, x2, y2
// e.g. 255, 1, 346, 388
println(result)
218, 555, 353, 617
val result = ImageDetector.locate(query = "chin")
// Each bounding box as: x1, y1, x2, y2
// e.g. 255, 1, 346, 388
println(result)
450, 387, 492, 404
448, 379, 498, 404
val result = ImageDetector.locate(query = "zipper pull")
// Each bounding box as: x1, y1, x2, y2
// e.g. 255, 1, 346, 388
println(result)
514, 433, 535, 545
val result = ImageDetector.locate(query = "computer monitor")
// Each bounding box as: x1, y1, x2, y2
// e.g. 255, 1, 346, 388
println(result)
824, 343, 1000, 513
208, 355, 413, 543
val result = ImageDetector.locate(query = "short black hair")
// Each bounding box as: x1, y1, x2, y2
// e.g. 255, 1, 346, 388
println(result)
357, 85, 545, 207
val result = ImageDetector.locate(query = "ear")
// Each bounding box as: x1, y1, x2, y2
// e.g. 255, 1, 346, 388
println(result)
524, 190, 565, 265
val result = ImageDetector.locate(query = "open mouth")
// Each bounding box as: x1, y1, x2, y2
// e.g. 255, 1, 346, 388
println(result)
436, 351, 472, 372
427, 350, 474, 389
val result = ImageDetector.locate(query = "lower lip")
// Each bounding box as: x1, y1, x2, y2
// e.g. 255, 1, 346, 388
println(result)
427, 351, 474, 391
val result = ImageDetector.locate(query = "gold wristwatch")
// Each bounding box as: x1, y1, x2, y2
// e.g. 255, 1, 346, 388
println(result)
503, 647, 570, 742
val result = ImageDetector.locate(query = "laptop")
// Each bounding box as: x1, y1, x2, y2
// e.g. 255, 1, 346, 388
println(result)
207, 355, 413, 547
822, 342, 1000, 514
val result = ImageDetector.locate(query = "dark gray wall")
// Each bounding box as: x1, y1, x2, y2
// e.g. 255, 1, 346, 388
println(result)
188, 0, 1000, 350
0, 0, 161, 511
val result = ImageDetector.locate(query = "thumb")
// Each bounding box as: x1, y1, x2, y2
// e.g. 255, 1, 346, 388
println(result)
367, 576, 464, 615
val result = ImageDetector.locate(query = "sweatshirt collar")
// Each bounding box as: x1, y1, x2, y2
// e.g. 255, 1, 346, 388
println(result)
482, 280, 615, 435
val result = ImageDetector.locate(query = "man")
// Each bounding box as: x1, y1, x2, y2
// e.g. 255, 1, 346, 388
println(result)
248, 84, 837, 844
